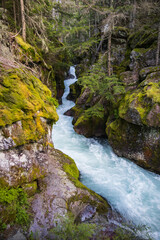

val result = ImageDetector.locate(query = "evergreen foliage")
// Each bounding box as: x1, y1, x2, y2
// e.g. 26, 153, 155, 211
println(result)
78, 55, 125, 102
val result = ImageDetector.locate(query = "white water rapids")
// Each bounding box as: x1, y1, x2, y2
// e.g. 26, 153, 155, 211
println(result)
52, 66, 160, 239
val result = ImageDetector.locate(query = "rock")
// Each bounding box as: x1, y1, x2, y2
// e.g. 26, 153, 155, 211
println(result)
139, 66, 160, 80
67, 82, 81, 102
107, 70, 160, 173
120, 71, 139, 91
141, 71, 160, 85
7, 230, 26, 240
129, 48, 157, 71
119, 77, 160, 127
0, 143, 49, 187
128, 29, 157, 49
75, 205, 96, 223
74, 102, 107, 137
29, 149, 116, 239
66, 73, 75, 79
64, 108, 75, 116
106, 118, 160, 173
77, 87, 91, 106
113, 27, 129, 40
22, 181, 38, 197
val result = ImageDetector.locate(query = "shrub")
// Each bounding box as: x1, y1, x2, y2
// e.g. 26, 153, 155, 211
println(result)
0, 187, 30, 230
51, 213, 96, 240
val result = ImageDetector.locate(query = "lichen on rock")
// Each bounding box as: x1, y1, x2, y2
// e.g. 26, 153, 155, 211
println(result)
0, 66, 58, 145
119, 75, 160, 128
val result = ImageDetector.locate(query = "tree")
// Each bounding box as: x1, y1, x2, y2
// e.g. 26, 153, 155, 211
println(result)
20, 0, 26, 41
156, 24, 160, 66
13, 0, 17, 31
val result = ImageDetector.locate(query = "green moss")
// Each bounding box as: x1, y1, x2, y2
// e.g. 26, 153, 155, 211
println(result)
22, 181, 37, 197
133, 48, 149, 55
68, 192, 109, 216
106, 118, 122, 141
0, 178, 9, 188
15, 35, 42, 62
114, 26, 129, 35
29, 165, 46, 182
0, 187, 30, 229
63, 162, 79, 180
75, 103, 105, 127
119, 86, 153, 124
57, 151, 110, 212
146, 83, 160, 102
60, 152, 84, 189
118, 78, 160, 128
140, 66, 160, 79
128, 29, 157, 49
0, 67, 58, 145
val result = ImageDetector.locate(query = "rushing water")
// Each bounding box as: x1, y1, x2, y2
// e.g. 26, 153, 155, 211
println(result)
52, 66, 160, 239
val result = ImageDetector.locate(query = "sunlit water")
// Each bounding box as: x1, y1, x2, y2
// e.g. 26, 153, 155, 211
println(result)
52, 66, 160, 239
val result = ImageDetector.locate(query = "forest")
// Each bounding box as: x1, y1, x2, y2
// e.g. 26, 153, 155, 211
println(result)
0, 0, 160, 239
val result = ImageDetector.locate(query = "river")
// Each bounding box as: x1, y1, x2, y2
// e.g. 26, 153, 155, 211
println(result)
52, 66, 160, 240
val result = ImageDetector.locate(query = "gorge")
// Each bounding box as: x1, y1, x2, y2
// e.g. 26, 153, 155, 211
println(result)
1, 0, 160, 239
53, 66, 160, 240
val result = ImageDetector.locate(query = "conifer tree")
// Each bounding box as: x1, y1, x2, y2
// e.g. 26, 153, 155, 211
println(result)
20, 0, 26, 41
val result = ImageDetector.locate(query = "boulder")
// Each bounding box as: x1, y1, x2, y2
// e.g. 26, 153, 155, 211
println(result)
139, 66, 160, 80
129, 47, 157, 71
74, 102, 107, 137
119, 75, 160, 127
106, 118, 160, 173
120, 71, 139, 91
67, 82, 81, 102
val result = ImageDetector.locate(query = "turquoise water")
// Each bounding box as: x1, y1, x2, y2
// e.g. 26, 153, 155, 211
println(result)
52, 67, 160, 239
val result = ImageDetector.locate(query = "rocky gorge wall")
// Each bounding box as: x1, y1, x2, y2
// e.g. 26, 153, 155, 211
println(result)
0, 19, 119, 240
68, 27, 160, 174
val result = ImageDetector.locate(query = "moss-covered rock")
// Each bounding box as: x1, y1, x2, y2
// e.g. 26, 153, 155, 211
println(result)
28, 148, 113, 239
15, 36, 42, 63
139, 66, 160, 80
22, 181, 37, 197
0, 66, 58, 147
106, 118, 160, 173
119, 71, 139, 91
0, 143, 48, 187
67, 82, 81, 102
129, 47, 157, 71
128, 29, 157, 49
119, 76, 160, 127
74, 102, 106, 137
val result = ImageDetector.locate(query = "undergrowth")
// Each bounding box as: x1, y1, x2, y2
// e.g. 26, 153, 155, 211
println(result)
78, 54, 125, 103
51, 213, 96, 240
0, 187, 30, 231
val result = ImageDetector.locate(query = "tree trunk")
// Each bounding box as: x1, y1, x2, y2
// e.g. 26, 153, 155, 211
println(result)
110, 0, 113, 8
20, 0, 26, 41
2, 0, 5, 10
89, 12, 91, 38
130, 0, 136, 29
156, 25, 160, 66
108, 31, 112, 76
13, 0, 17, 31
